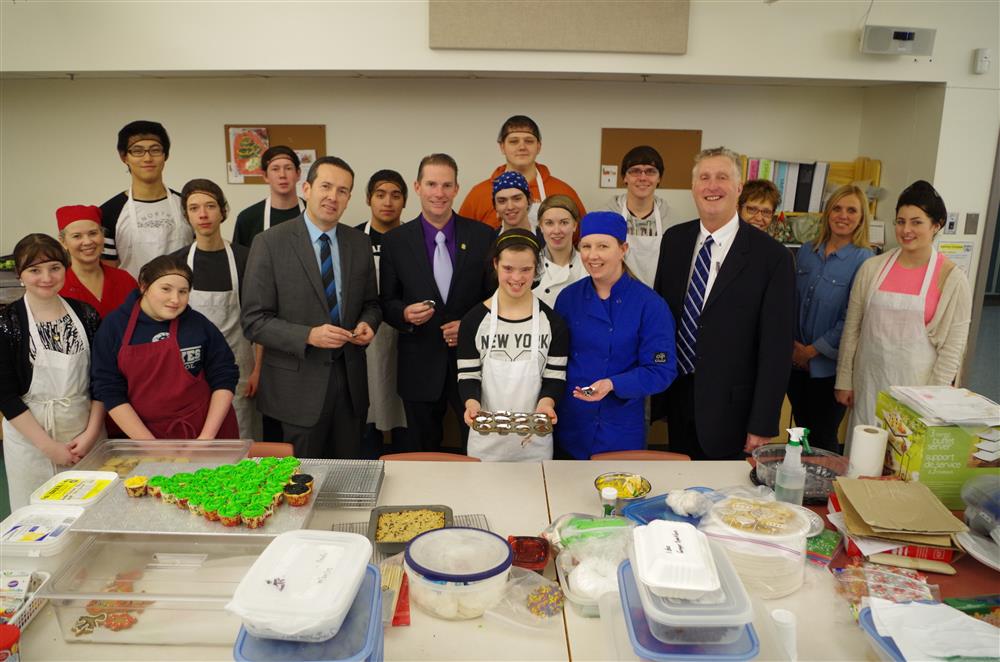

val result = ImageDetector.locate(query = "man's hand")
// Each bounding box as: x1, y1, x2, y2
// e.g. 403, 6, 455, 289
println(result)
404, 302, 435, 326
835, 389, 854, 407
307, 324, 354, 349
743, 433, 772, 454
441, 320, 460, 348
534, 398, 558, 424
350, 322, 375, 345
244, 367, 261, 397
464, 399, 482, 427
792, 341, 818, 370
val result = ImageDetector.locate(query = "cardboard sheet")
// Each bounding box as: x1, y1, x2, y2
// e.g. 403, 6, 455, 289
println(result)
835, 478, 967, 535
831, 482, 954, 549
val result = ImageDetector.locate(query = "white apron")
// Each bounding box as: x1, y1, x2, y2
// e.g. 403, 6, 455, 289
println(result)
527, 175, 547, 230
847, 247, 938, 451
362, 223, 406, 430
186, 242, 260, 441
117, 187, 189, 278
535, 249, 584, 309
621, 197, 663, 288
467, 293, 553, 462
2, 298, 93, 511
263, 196, 304, 231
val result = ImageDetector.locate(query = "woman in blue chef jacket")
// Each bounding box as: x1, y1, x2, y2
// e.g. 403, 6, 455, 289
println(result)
554, 211, 677, 459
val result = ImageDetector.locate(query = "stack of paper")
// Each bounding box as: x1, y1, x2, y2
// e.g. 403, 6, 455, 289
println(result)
832, 478, 967, 554
868, 598, 1000, 661
890, 386, 1000, 427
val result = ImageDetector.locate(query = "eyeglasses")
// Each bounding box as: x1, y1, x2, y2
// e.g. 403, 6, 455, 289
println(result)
743, 205, 775, 220
127, 145, 165, 158
626, 167, 659, 178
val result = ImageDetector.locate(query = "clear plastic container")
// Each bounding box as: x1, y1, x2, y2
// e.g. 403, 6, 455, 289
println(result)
228, 531, 372, 642
617, 560, 759, 660
632, 521, 719, 599
858, 607, 905, 662
403, 527, 512, 620
630, 540, 752, 646
554, 552, 599, 618
74, 438, 252, 476
29, 471, 118, 508
621, 488, 715, 527
40, 532, 270, 645
233, 564, 382, 662
0, 505, 83, 573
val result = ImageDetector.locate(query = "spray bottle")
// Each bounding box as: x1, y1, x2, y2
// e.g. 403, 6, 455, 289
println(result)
775, 427, 810, 506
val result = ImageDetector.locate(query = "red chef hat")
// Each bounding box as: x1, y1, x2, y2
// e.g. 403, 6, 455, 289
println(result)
56, 205, 102, 231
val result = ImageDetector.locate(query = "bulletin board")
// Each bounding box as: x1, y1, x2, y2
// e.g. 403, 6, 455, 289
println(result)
223, 124, 326, 185
599, 128, 702, 189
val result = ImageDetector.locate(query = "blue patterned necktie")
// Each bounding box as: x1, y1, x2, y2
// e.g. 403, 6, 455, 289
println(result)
677, 235, 714, 375
319, 234, 340, 325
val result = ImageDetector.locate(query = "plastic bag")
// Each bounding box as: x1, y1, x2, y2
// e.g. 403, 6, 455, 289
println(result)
379, 552, 406, 627
556, 526, 633, 604
485, 567, 565, 630
541, 512, 633, 553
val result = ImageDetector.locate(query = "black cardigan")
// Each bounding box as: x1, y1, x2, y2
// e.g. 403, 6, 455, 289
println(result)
0, 296, 101, 420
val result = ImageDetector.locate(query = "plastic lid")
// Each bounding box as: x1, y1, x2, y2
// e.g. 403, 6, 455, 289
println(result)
705, 497, 811, 541
601, 487, 618, 499
633, 540, 753, 628
0, 504, 83, 558
0, 624, 20, 648
233, 565, 381, 662
632, 521, 720, 599
404, 527, 512, 582
29, 471, 118, 507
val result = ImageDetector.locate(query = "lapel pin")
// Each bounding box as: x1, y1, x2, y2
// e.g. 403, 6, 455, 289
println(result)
460, 243, 467, 250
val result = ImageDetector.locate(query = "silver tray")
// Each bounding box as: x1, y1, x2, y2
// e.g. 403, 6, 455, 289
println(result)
300, 458, 384, 508
74, 438, 253, 478
333, 513, 491, 564
72, 461, 325, 537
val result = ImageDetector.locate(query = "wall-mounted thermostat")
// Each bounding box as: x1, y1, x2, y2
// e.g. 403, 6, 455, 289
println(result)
860, 25, 936, 56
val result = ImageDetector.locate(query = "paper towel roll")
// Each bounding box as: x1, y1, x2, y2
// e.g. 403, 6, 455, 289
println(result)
848, 425, 889, 478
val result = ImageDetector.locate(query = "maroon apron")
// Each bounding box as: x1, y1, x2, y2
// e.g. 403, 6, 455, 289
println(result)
117, 301, 239, 439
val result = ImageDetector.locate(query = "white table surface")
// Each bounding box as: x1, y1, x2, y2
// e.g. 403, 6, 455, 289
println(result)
542, 459, 871, 662
20, 461, 568, 662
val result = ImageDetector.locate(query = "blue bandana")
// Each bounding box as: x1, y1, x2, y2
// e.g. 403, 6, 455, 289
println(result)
580, 211, 628, 242
492, 170, 530, 199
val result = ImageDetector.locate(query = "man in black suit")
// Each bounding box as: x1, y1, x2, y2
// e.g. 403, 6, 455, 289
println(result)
242, 156, 381, 459
652, 147, 794, 460
379, 153, 495, 453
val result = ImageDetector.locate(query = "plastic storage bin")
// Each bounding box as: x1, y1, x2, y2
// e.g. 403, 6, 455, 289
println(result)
29, 471, 118, 508
40, 532, 270, 645
233, 564, 383, 662
632, 521, 719, 599
403, 527, 512, 620
228, 530, 372, 642
858, 607, 905, 662
630, 540, 752, 645
0, 505, 84, 574
618, 560, 759, 661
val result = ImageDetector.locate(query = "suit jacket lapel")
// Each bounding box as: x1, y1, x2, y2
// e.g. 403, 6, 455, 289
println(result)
406, 218, 444, 302
670, 222, 701, 310
337, 228, 352, 316
450, 215, 469, 296
702, 222, 750, 314
291, 218, 328, 311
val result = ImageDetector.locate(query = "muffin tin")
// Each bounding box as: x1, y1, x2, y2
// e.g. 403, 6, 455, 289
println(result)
471, 411, 553, 436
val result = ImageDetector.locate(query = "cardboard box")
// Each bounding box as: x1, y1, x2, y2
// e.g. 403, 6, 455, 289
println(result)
875, 391, 1000, 509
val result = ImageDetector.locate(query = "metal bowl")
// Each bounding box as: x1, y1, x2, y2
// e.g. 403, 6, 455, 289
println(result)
594, 472, 652, 515
751, 445, 849, 501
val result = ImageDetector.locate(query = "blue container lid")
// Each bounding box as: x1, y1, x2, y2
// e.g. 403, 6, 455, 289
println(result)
621, 487, 716, 526
858, 607, 905, 662
233, 564, 382, 662
617, 560, 760, 661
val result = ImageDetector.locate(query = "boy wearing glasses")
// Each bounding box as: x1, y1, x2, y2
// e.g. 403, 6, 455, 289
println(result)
100, 120, 192, 278
603, 145, 669, 287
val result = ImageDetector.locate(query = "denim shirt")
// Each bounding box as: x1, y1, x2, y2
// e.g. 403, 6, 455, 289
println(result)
795, 241, 873, 378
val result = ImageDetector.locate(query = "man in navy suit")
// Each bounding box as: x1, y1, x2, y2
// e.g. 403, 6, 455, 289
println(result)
379, 154, 495, 453
652, 147, 794, 460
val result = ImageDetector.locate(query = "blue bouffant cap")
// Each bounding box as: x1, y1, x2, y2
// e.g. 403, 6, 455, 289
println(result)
492, 170, 530, 198
580, 211, 628, 242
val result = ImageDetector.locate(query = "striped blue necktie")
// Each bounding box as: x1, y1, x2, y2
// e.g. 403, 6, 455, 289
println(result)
677, 236, 714, 375
319, 234, 340, 325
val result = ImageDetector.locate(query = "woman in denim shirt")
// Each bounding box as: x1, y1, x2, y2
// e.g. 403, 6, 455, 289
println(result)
789, 185, 873, 451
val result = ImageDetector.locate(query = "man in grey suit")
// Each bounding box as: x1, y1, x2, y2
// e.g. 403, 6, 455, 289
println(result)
242, 156, 381, 458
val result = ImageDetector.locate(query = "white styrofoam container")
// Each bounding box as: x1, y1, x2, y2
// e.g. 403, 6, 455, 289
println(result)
226, 530, 371, 642
0, 505, 83, 573
29, 471, 118, 508
631, 520, 720, 599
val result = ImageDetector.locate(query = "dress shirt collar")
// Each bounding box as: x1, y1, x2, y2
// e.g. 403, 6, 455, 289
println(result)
303, 212, 338, 243
697, 212, 739, 249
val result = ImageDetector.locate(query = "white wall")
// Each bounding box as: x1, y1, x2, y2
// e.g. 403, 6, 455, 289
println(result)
0, 76, 866, 246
